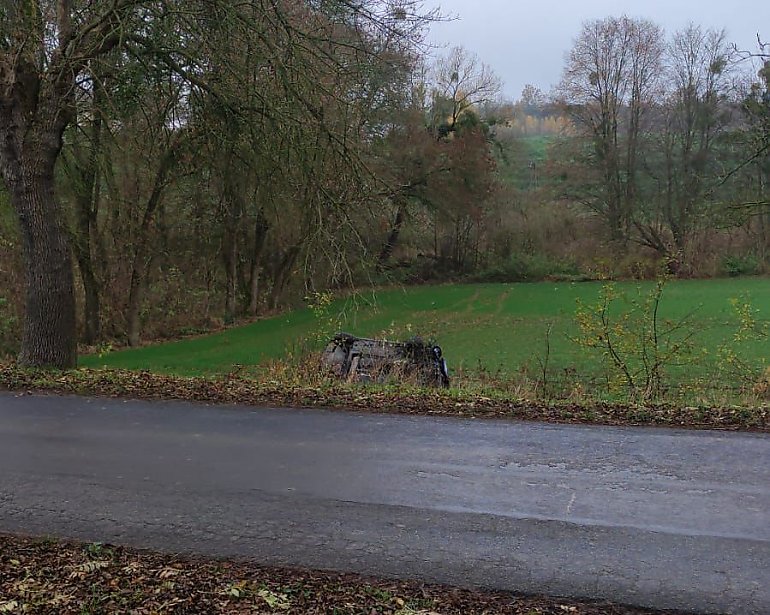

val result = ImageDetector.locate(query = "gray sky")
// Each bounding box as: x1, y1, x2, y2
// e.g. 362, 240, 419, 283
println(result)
425, 0, 769, 99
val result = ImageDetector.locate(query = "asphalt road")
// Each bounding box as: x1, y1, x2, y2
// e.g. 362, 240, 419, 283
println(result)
1, 393, 768, 614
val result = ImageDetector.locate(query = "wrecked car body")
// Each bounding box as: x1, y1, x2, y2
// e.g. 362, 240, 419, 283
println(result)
321, 332, 450, 388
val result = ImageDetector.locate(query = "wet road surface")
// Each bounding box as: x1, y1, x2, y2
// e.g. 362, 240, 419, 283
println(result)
1, 393, 768, 613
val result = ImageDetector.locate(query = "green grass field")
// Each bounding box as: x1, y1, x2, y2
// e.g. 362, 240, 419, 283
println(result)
81, 279, 770, 395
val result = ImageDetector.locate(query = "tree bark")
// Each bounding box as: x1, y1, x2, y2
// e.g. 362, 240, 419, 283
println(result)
11, 160, 77, 368
0, 68, 77, 368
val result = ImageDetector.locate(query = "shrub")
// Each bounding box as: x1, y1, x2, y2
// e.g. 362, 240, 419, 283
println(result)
572, 279, 699, 402
471, 253, 581, 283
722, 254, 760, 277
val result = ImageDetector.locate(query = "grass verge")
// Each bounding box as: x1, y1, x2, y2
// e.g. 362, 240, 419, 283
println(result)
0, 534, 684, 614
1, 364, 767, 432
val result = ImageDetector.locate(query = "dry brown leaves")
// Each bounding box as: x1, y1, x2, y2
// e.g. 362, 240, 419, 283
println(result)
0, 534, 681, 615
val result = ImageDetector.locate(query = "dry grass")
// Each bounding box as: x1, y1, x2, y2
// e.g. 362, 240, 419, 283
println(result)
1, 363, 767, 432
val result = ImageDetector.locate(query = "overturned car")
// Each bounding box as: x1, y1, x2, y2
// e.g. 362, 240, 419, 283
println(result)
321, 332, 450, 388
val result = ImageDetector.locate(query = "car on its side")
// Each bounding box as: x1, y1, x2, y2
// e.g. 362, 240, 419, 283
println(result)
321, 332, 450, 388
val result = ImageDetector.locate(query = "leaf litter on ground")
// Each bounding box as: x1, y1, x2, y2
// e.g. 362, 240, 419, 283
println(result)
0, 534, 687, 615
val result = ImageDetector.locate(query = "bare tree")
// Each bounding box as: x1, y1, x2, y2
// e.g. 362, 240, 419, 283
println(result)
638, 25, 736, 265
728, 35, 770, 213
557, 15, 664, 245
432, 46, 502, 133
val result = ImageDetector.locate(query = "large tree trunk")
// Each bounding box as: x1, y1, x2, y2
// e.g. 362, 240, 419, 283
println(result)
0, 46, 78, 368
0, 75, 77, 368
11, 160, 77, 368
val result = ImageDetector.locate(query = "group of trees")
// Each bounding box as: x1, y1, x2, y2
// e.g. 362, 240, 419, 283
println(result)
0, 1, 505, 367
554, 17, 769, 270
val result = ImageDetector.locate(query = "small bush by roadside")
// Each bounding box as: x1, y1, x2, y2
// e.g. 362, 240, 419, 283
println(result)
0, 534, 685, 614
0, 364, 767, 432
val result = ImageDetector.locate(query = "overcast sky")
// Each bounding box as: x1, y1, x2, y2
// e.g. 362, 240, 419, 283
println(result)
424, 0, 769, 100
